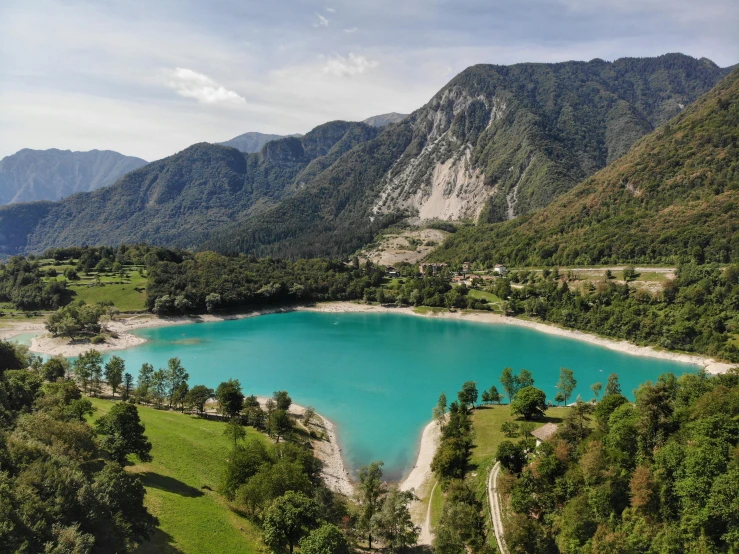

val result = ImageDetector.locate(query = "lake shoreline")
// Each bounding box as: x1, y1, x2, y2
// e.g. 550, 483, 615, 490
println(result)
14, 303, 735, 374
255, 396, 355, 498
302, 302, 736, 375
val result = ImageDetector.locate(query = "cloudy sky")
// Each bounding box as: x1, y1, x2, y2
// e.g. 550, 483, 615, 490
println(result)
1, 0, 737, 161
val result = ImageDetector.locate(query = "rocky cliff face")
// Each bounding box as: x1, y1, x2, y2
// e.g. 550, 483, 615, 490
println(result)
373, 54, 733, 224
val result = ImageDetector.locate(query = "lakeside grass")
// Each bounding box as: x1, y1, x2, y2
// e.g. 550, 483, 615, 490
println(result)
88, 398, 265, 554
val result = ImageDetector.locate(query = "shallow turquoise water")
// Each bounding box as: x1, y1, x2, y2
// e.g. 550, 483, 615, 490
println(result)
9, 332, 41, 346
107, 312, 696, 480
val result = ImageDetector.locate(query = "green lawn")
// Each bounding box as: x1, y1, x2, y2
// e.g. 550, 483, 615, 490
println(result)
467, 289, 502, 303
470, 405, 569, 469
88, 398, 266, 554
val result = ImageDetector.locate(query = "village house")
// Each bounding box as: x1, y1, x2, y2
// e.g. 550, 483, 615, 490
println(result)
493, 264, 508, 276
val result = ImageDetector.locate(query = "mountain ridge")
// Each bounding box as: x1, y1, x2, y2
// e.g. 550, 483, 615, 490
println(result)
0, 54, 733, 257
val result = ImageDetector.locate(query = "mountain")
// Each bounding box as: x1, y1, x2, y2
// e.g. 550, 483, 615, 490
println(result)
362, 113, 408, 127
217, 132, 288, 153
430, 67, 739, 266
0, 54, 732, 258
0, 121, 378, 255
0, 149, 147, 205
204, 54, 733, 258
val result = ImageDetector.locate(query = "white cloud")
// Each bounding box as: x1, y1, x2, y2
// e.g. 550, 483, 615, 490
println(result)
165, 68, 245, 105
326, 7, 336, 12
344, 27, 358, 33
315, 13, 329, 27
323, 53, 378, 76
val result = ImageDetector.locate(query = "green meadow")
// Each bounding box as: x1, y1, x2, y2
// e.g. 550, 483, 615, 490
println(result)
88, 398, 266, 554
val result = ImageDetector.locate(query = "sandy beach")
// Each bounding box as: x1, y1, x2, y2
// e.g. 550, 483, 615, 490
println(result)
399, 419, 441, 493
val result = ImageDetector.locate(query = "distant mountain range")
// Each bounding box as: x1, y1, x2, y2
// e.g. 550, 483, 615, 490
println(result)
0, 54, 733, 258
0, 149, 147, 205
217, 114, 407, 154
362, 112, 408, 127
217, 132, 292, 154
430, 65, 739, 265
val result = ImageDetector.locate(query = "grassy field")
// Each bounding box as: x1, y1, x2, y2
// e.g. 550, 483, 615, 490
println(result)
38, 259, 148, 312
88, 398, 266, 554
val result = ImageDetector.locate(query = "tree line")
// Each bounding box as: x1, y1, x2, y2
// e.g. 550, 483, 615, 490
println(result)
495, 368, 739, 553
0, 340, 156, 553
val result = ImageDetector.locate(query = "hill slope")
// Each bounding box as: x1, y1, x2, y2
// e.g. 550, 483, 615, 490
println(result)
0, 148, 147, 205
0, 121, 378, 254
431, 67, 739, 266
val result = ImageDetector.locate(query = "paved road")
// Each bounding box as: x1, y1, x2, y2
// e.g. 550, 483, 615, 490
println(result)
487, 462, 509, 554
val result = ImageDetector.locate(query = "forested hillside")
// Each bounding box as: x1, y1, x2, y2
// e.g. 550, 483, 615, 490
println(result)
0, 148, 147, 205
499, 370, 739, 553
0, 121, 378, 255
431, 67, 739, 266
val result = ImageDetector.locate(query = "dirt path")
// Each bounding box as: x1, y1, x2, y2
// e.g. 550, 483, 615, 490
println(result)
418, 480, 437, 545
488, 461, 508, 554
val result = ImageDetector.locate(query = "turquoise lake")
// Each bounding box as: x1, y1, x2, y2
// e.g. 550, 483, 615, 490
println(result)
105, 311, 697, 480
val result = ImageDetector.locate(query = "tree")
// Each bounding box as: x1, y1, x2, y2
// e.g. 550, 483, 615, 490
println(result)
496, 440, 526, 473
605, 373, 622, 396
501, 421, 519, 437
185, 385, 213, 414
104, 356, 125, 397
165, 357, 188, 408
357, 461, 387, 549
371, 488, 419, 553
73, 350, 102, 395
95, 403, 152, 464
591, 382, 603, 402
300, 524, 351, 554
511, 386, 547, 420
554, 392, 565, 406
41, 356, 69, 382
150, 369, 166, 407
433, 392, 447, 428
458, 381, 478, 409
269, 409, 292, 442
263, 491, 320, 554
122, 372, 134, 400
302, 406, 315, 428
518, 369, 534, 389
501, 367, 516, 401
216, 379, 244, 418
137, 363, 154, 402
487, 385, 502, 404
224, 418, 246, 447
273, 390, 292, 411
557, 368, 577, 406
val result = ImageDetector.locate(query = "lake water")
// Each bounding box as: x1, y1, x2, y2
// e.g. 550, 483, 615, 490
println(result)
107, 312, 697, 480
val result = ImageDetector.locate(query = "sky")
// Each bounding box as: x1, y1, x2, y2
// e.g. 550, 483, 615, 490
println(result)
1, 0, 738, 162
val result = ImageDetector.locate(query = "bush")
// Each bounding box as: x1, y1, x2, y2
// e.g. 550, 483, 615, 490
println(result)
91, 335, 106, 345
